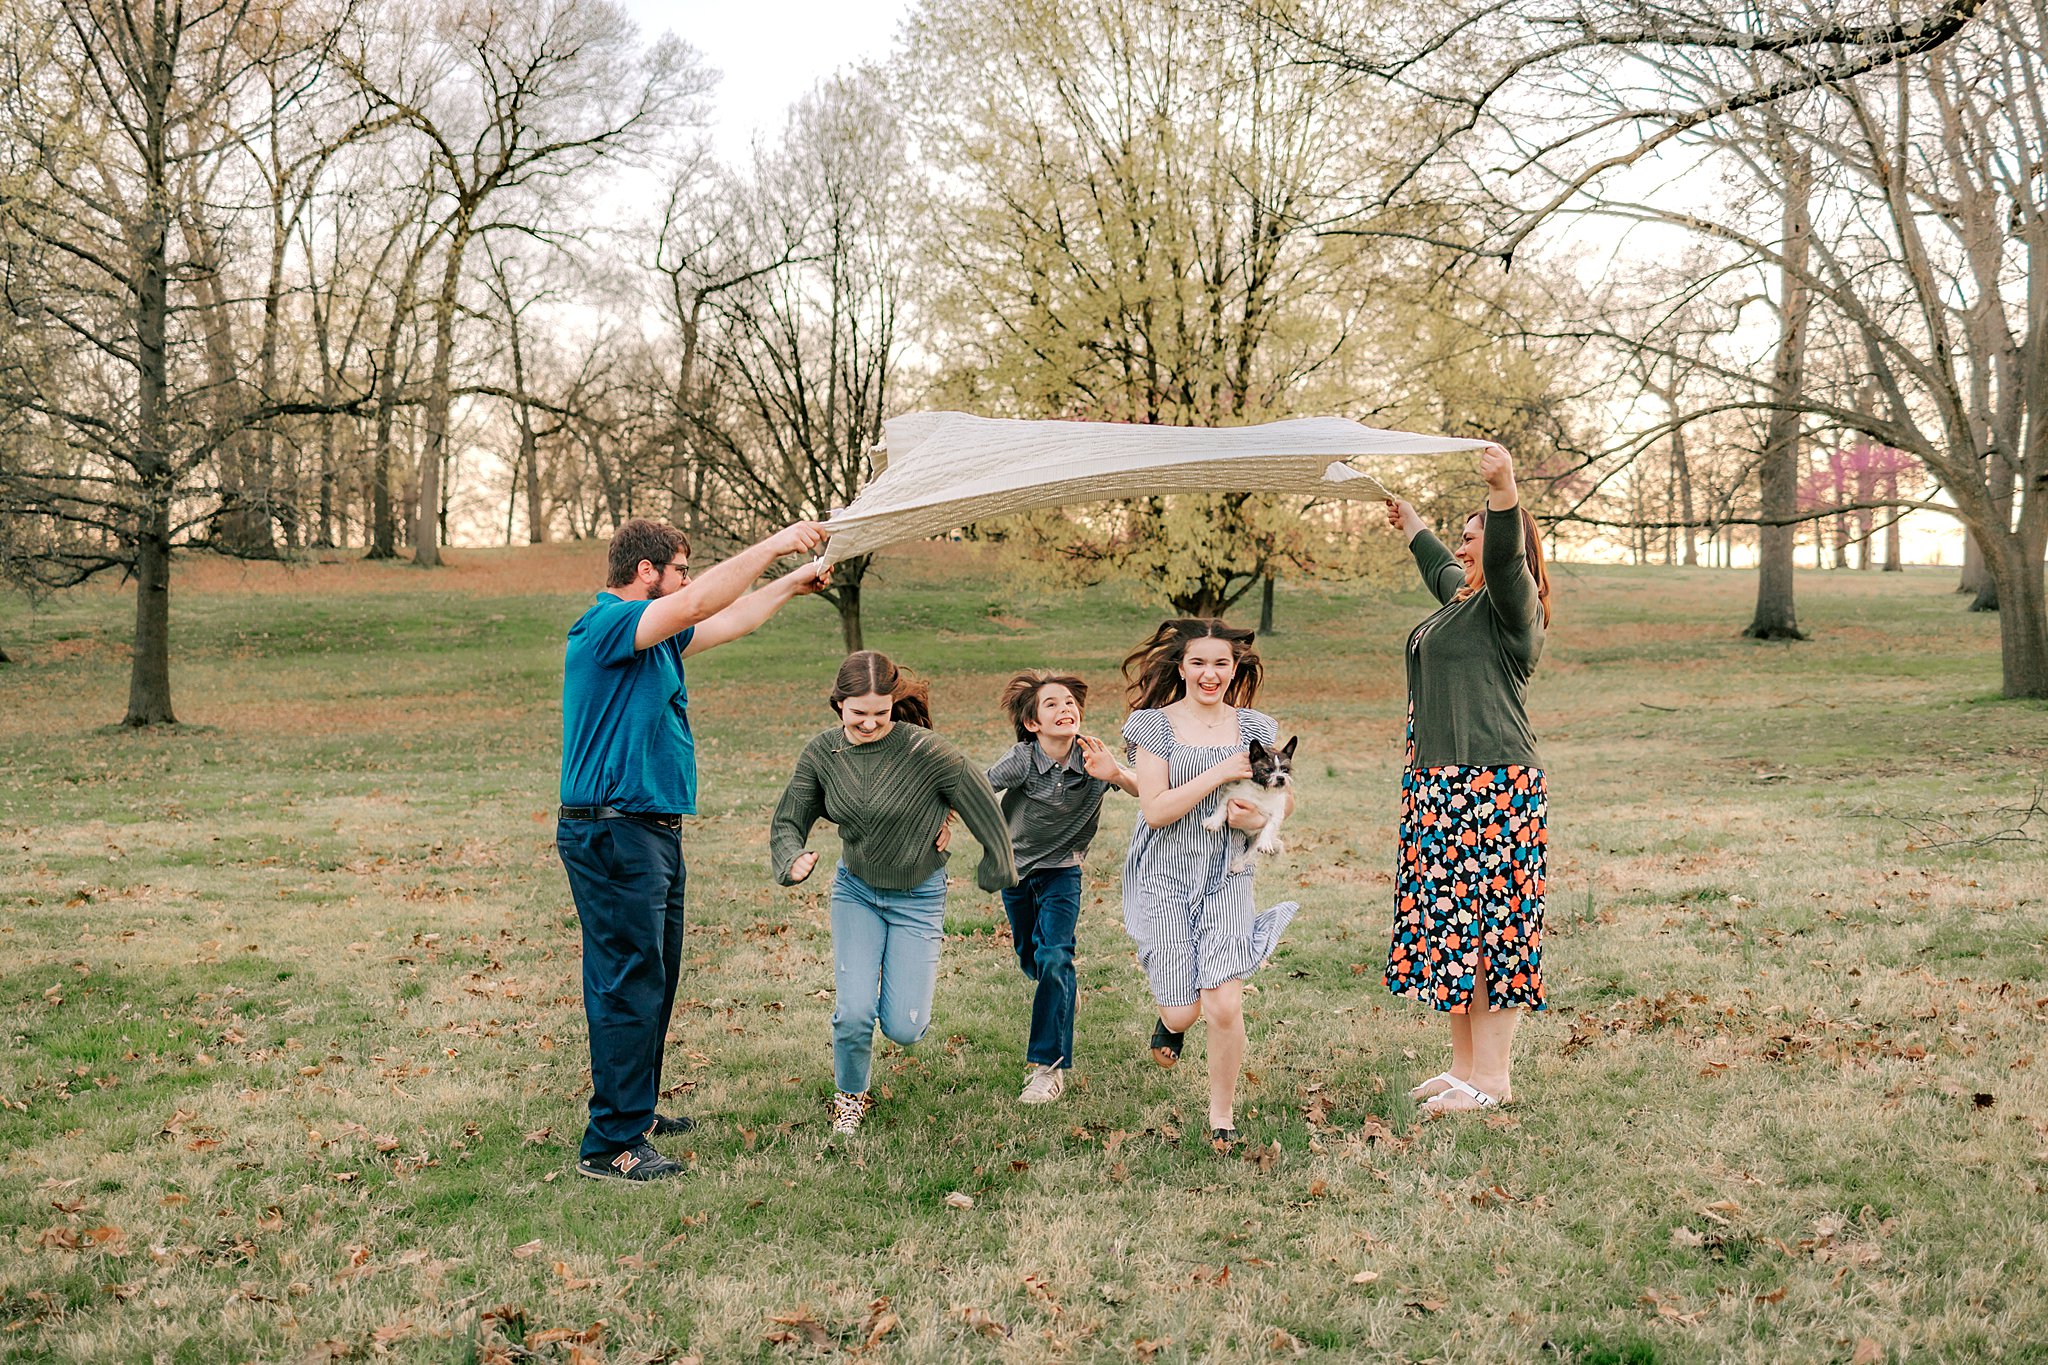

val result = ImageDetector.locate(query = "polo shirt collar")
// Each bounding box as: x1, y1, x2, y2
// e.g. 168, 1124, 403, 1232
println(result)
1030, 741, 1087, 775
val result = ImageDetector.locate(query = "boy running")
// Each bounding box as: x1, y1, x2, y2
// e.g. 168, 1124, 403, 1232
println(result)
985, 671, 1138, 1104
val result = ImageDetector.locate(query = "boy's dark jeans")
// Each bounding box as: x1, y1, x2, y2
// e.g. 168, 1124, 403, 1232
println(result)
1002, 864, 1082, 1068
556, 816, 687, 1160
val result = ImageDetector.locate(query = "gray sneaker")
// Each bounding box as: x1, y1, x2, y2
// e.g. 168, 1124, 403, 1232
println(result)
1019, 1063, 1067, 1105
574, 1141, 682, 1183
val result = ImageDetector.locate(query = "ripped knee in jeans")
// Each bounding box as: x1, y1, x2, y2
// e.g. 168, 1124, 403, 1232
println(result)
877, 1006, 929, 1047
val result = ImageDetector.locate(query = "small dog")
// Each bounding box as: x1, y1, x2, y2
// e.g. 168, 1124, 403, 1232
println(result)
1201, 736, 1299, 873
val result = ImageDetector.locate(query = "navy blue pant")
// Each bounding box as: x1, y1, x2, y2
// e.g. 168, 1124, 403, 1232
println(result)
1002, 865, 1082, 1068
556, 817, 686, 1160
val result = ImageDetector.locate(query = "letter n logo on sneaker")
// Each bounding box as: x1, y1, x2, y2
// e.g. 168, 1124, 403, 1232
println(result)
610, 1150, 641, 1176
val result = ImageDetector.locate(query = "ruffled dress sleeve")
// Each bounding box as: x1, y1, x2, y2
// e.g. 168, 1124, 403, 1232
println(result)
1123, 709, 1172, 765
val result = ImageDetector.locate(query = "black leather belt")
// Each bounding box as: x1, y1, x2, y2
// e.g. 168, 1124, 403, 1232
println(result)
558, 805, 682, 829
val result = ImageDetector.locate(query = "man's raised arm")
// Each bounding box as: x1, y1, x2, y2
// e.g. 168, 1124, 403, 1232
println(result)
682, 561, 832, 658
634, 522, 827, 651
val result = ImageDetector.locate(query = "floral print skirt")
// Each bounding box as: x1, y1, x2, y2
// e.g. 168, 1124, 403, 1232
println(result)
1386, 762, 1548, 1013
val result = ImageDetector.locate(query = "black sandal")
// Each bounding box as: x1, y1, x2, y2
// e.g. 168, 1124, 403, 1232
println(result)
1149, 1017, 1185, 1069
1210, 1127, 1240, 1144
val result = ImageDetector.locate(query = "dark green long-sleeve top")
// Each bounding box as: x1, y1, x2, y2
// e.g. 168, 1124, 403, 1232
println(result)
770, 722, 1019, 893
1404, 506, 1545, 770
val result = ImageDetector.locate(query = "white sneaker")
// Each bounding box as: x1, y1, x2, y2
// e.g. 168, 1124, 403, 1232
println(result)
1019, 1064, 1067, 1105
831, 1091, 868, 1136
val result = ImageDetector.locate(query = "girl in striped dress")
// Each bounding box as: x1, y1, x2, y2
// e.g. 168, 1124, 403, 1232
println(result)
1120, 620, 1298, 1144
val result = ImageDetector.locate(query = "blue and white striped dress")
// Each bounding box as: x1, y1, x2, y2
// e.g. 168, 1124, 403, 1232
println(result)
1121, 707, 1299, 1007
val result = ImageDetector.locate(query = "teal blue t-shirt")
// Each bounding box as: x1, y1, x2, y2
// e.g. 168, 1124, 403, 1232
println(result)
559, 593, 697, 815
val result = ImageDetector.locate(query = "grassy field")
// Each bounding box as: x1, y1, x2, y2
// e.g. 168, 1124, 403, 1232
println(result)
2, 543, 2045, 1365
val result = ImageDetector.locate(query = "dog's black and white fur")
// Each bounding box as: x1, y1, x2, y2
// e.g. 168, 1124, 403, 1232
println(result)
1200, 736, 1299, 874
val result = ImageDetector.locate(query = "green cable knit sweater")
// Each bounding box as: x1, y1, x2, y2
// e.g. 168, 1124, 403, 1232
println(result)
769, 722, 1018, 893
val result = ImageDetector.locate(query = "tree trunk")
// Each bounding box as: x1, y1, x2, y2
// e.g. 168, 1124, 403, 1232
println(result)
1986, 534, 2048, 696
1965, 466, 2013, 611
588, 427, 626, 530
412, 225, 470, 568
1673, 425, 1698, 566
438, 442, 453, 547
1883, 471, 1903, 571
836, 579, 863, 652
127, 491, 176, 725
1960, 529, 1990, 598
1854, 466, 1875, 569
1746, 137, 1811, 642
315, 406, 337, 548
824, 553, 871, 652
367, 294, 406, 559
124, 10, 177, 727
1258, 574, 1276, 634
525, 428, 546, 543
670, 292, 706, 525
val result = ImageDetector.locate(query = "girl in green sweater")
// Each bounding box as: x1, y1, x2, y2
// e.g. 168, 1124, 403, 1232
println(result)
770, 651, 1018, 1136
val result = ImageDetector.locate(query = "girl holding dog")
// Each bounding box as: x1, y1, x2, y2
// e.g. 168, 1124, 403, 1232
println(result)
1382, 443, 1553, 1115
1119, 619, 1298, 1144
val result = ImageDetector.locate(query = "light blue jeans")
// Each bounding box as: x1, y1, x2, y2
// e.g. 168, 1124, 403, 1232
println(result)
830, 863, 947, 1094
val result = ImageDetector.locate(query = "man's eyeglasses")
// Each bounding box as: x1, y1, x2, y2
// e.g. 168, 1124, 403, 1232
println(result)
663, 559, 691, 580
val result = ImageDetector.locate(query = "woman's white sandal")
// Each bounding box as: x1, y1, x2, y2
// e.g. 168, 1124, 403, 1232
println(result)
1407, 1071, 1458, 1101
1420, 1076, 1501, 1116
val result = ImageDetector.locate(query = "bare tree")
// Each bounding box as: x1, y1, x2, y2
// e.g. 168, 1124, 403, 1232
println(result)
0, 0, 356, 724
692, 76, 908, 651
1281, 0, 2048, 692
645, 155, 810, 533
340, 0, 708, 566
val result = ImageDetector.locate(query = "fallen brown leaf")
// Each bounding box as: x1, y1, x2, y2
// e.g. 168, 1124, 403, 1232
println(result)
956, 1305, 1008, 1339
1851, 1339, 1884, 1365
860, 1298, 899, 1351
1020, 1272, 1062, 1318
766, 1309, 830, 1349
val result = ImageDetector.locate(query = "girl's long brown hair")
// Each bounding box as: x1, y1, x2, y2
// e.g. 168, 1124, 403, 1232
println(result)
1121, 619, 1263, 712
828, 650, 933, 728
1455, 506, 1553, 628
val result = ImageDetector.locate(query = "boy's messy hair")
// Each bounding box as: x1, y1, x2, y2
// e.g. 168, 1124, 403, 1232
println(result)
1000, 670, 1089, 742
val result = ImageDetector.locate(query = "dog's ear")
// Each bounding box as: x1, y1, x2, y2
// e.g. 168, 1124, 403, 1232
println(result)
1278, 735, 1299, 760
1246, 737, 1269, 760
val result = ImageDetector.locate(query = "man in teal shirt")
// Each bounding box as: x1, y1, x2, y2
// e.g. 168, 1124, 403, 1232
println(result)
559, 516, 827, 1182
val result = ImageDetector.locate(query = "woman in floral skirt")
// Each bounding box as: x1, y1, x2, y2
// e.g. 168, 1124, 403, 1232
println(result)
1382, 443, 1553, 1114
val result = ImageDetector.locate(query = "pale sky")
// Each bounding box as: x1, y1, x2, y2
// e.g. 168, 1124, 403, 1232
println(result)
621, 0, 915, 161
